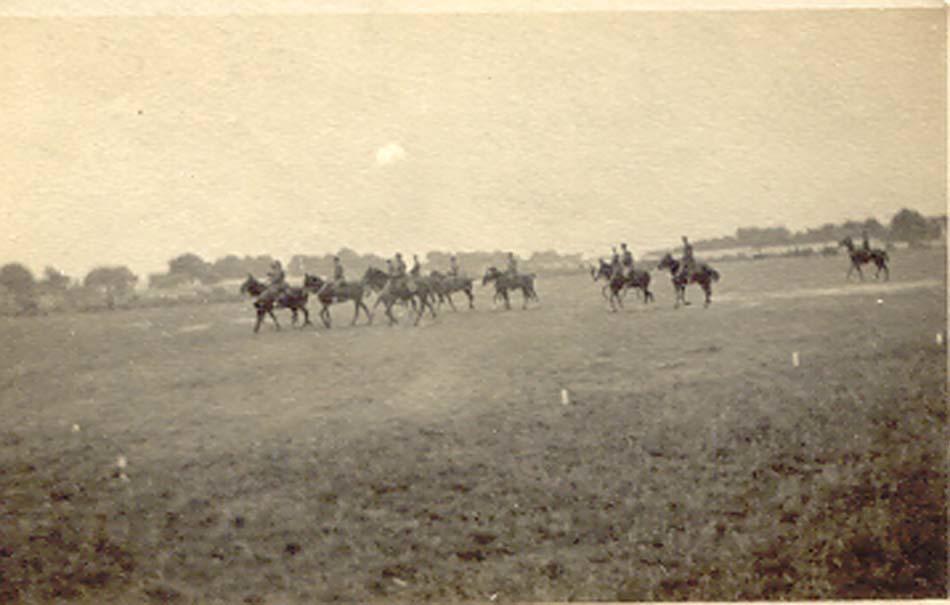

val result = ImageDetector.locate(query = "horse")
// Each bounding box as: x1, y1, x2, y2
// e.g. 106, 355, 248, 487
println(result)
239, 274, 311, 333
428, 271, 475, 311
302, 274, 373, 328
482, 267, 539, 310
362, 267, 422, 313
839, 236, 890, 281
656, 254, 720, 309
592, 259, 654, 311
366, 269, 437, 326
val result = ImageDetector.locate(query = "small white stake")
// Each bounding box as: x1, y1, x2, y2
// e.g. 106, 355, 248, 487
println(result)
937, 333, 944, 346
560, 389, 570, 405
792, 352, 800, 368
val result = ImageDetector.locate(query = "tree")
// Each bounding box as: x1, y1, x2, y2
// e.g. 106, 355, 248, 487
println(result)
863, 218, 886, 237
890, 208, 938, 245
0, 263, 35, 299
42, 266, 71, 291
211, 255, 248, 281
168, 253, 217, 284
148, 272, 190, 289
84, 266, 138, 308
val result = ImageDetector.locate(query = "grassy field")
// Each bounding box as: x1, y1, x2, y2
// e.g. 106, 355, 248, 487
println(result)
1, 248, 946, 603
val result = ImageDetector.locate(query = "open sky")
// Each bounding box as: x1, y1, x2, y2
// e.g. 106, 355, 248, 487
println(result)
1, 5, 945, 278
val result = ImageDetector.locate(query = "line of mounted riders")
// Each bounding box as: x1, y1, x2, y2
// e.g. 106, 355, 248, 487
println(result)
590, 238, 720, 312
592, 230, 889, 312
239, 252, 539, 333
239, 231, 890, 332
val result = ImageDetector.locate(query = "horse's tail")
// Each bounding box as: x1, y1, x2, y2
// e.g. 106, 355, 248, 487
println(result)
709, 268, 720, 282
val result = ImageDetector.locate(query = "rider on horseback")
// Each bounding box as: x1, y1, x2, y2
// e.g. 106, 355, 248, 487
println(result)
621, 243, 634, 272
265, 260, 288, 298
448, 255, 460, 278
679, 236, 696, 283
410, 254, 422, 277
506, 252, 518, 278
389, 252, 416, 294
318, 256, 345, 298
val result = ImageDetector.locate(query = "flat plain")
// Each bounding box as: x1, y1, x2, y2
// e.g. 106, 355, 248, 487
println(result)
1, 248, 946, 603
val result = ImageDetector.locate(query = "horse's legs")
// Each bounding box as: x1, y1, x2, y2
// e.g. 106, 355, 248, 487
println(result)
465, 288, 474, 309
321, 305, 332, 329
351, 299, 361, 325
385, 300, 398, 325
413, 297, 427, 325
254, 308, 264, 333
268, 309, 281, 331
357, 300, 373, 325
703, 282, 712, 308
608, 288, 619, 312
445, 293, 458, 312
853, 263, 865, 281
300, 306, 311, 327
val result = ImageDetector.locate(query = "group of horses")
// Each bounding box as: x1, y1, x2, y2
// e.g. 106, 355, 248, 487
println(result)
239, 237, 891, 332
591, 254, 720, 312
589, 236, 891, 312
239, 266, 539, 333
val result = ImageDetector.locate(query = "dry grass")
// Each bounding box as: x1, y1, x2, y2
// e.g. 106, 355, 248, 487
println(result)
0, 248, 946, 603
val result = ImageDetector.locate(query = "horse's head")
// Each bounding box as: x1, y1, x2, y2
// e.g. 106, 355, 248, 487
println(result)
657, 253, 676, 272
482, 267, 500, 285
239, 274, 262, 296
593, 259, 613, 281
362, 267, 389, 291
303, 273, 324, 292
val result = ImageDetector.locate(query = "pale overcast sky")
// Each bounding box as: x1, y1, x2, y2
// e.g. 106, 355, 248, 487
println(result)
1, 8, 945, 277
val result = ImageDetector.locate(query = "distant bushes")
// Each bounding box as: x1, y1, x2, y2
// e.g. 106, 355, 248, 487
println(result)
688, 209, 945, 254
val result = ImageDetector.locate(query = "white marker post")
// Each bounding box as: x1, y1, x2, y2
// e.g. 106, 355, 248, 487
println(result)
792, 352, 800, 368
560, 389, 570, 405
938, 333, 944, 346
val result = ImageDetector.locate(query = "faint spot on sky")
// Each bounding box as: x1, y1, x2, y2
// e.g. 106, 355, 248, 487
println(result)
375, 142, 406, 166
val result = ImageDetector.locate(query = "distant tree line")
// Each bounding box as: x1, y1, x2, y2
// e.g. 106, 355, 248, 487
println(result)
691, 209, 945, 252
143, 248, 586, 289
0, 263, 139, 315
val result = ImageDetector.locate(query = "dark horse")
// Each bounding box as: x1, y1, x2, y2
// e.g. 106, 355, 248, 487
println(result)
428, 271, 475, 311
482, 267, 539, 310
302, 274, 373, 328
363, 267, 437, 326
239, 275, 311, 333
839, 236, 890, 281
592, 259, 654, 311
656, 254, 720, 309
